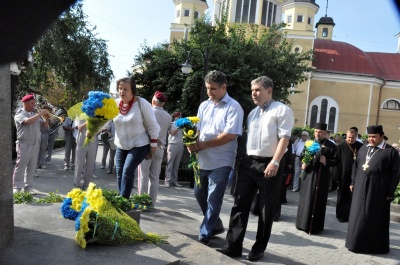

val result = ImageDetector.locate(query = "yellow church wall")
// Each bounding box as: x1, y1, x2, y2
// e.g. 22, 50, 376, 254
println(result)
377, 87, 400, 140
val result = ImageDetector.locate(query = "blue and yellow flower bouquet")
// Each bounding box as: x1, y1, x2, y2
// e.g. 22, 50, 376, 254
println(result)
175, 116, 201, 187
60, 183, 167, 249
68, 91, 119, 146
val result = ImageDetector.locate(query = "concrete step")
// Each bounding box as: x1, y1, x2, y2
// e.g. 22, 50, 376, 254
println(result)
2, 204, 180, 265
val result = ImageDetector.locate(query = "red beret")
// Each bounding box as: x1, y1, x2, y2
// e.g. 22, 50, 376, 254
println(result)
173, 112, 181, 118
22, 94, 35, 102
154, 91, 167, 102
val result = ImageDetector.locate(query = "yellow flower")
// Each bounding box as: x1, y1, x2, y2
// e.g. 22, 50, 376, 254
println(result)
67, 188, 86, 211
187, 130, 194, 137
94, 98, 119, 120
188, 116, 200, 124
304, 140, 313, 148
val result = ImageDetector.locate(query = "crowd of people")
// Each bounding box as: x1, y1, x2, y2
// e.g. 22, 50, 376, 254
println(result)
12, 72, 400, 261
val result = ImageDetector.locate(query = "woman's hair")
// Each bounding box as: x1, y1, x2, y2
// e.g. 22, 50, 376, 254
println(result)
116, 76, 137, 96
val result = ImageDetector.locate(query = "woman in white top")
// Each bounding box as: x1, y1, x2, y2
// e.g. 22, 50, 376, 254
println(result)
114, 77, 160, 198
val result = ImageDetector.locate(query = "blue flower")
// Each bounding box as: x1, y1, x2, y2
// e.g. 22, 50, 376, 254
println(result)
75, 198, 89, 231
175, 117, 192, 128
81, 91, 111, 118
60, 198, 79, 221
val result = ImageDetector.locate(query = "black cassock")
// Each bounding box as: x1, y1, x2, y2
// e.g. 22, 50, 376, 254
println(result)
296, 138, 338, 234
345, 144, 400, 254
336, 140, 363, 222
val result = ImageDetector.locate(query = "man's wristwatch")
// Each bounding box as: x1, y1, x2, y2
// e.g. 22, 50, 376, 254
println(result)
271, 160, 279, 167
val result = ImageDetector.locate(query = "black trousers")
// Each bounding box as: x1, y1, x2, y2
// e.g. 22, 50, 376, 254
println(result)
224, 154, 284, 253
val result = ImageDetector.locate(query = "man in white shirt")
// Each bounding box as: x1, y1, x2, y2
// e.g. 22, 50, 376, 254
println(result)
292, 131, 309, 192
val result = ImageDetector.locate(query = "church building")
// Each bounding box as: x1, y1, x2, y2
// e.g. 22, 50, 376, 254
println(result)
170, 0, 400, 139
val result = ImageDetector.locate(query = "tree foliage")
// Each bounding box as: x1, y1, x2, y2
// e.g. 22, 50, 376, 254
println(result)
134, 15, 314, 118
18, 4, 113, 109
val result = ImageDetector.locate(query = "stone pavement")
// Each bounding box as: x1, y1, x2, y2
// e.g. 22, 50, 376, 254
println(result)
2, 146, 400, 265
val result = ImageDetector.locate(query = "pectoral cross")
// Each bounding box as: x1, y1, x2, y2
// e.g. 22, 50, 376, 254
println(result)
362, 163, 369, 171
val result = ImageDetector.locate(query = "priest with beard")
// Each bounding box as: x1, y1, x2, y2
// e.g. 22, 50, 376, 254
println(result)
346, 125, 400, 254
295, 122, 338, 234
335, 128, 363, 223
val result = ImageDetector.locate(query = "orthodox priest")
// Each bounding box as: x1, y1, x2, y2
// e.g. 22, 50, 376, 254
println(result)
336, 128, 363, 222
295, 123, 338, 234
346, 125, 400, 254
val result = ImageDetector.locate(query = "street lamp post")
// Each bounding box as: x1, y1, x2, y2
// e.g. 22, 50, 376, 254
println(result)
181, 47, 211, 104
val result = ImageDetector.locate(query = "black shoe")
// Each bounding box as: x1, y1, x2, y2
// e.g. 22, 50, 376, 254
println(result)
211, 227, 225, 237
197, 236, 210, 246
273, 216, 279, 222
246, 251, 264, 262
216, 248, 242, 258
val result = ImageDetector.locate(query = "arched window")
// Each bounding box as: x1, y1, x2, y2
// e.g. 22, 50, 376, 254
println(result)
382, 99, 400, 111
328, 107, 336, 132
308, 96, 339, 131
310, 105, 318, 128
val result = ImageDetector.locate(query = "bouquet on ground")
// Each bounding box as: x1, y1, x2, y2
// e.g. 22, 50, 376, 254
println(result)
67, 91, 119, 147
60, 182, 166, 249
175, 116, 201, 187
300, 140, 322, 179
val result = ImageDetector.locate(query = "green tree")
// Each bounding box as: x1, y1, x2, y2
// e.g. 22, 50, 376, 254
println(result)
18, 4, 113, 108
134, 15, 314, 118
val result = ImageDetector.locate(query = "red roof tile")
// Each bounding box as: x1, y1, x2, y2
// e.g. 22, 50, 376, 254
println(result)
313, 39, 400, 81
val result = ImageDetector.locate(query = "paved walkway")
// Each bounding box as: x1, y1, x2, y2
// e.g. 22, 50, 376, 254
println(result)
4, 146, 400, 265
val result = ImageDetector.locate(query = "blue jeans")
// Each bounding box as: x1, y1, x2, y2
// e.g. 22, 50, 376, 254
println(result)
194, 166, 231, 238
116, 144, 149, 198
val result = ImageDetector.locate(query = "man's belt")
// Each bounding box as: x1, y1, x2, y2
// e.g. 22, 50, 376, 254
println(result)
249, 155, 270, 160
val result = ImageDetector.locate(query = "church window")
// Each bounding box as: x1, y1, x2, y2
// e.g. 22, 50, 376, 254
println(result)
176, 10, 180, 18
382, 99, 400, 110
184, 9, 190, 17
261, 0, 278, 27
287, 15, 292, 23
297, 15, 304, 22
322, 28, 328, 37
309, 97, 339, 131
308, 17, 312, 25
194, 11, 199, 19
310, 106, 318, 128
328, 107, 336, 132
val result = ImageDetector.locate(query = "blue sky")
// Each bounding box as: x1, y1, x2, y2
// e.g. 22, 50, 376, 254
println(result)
81, 0, 400, 92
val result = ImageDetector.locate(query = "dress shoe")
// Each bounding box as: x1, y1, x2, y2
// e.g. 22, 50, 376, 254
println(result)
197, 236, 210, 246
172, 182, 182, 187
216, 248, 242, 258
211, 227, 225, 237
246, 251, 264, 262
273, 216, 279, 222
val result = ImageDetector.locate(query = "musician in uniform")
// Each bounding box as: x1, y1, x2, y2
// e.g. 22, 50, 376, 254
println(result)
346, 125, 400, 254
12, 94, 49, 194
295, 122, 338, 234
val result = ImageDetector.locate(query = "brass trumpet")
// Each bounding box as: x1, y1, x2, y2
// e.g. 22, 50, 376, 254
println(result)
35, 104, 68, 134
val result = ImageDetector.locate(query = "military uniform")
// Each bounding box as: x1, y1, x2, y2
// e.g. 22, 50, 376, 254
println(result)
12, 108, 42, 192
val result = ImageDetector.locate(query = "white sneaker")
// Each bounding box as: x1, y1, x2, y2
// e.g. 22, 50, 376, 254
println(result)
64, 165, 69, 170
13, 188, 21, 194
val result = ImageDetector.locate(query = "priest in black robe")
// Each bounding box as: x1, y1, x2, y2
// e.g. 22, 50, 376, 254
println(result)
295, 123, 338, 234
345, 125, 400, 254
336, 128, 363, 222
